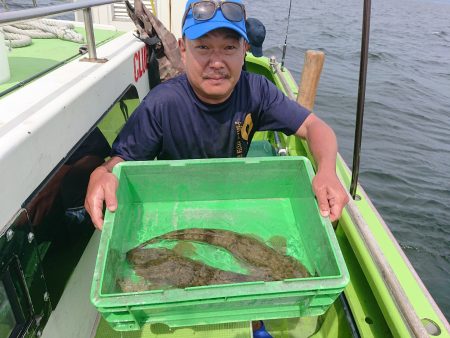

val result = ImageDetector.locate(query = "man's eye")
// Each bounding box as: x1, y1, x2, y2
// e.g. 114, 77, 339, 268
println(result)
225, 45, 237, 50
196, 45, 208, 50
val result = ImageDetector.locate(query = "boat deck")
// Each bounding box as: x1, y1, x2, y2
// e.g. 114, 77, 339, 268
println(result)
0, 26, 122, 95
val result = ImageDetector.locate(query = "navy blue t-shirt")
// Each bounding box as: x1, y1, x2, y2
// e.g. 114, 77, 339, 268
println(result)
112, 72, 310, 160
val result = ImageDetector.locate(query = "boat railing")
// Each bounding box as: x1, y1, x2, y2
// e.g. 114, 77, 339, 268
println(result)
0, 0, 124, 60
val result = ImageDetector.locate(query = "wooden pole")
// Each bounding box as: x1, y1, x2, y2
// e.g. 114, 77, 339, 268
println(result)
296, 50, 325, 111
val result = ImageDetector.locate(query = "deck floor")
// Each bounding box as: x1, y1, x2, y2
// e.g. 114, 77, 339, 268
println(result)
0, 26, 122, 95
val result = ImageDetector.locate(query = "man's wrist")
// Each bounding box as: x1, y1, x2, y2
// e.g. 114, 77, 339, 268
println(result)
97, 165, 110, 174
90, 165, 110, 180
316, 159, 336, 175
100, 156, 124, 173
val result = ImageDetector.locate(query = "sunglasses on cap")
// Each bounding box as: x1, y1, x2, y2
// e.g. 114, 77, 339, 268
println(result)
182, 1, 247, 27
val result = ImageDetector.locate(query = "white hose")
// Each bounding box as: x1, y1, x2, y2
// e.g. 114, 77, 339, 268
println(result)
2, 19, 84, 48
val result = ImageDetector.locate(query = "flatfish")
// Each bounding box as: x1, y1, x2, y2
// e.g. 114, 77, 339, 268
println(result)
127, 247, 263, 289
132, 228, 311, 280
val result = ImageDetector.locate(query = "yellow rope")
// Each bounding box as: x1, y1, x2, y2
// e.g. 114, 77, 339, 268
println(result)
150, 0, 156, 16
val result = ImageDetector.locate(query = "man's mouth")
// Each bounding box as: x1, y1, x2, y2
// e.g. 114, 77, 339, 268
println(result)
203, 72, 230, 80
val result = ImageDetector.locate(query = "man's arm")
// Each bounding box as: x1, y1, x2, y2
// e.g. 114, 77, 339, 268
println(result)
296, 113, 349, 221
85, 156, 124, 229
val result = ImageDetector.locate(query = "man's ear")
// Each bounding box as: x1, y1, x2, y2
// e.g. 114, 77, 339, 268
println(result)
241, 40, 248, 66
178, 38, 187, 65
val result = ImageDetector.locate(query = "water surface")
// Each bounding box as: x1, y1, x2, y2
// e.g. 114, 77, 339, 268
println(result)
245, 0, 450, 320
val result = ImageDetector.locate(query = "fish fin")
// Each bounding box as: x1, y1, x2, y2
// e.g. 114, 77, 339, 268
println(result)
244, 232, 266, 243
173, 242, 197, 257
129, 234, 159, 251
268, 235, 287, 255
117, 277, 151, 292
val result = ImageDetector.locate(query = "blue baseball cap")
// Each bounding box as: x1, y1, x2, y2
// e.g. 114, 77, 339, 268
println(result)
182, 0, 249, 42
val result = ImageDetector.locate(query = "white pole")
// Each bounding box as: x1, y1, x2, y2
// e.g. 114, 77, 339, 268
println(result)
0, 29, 11, 84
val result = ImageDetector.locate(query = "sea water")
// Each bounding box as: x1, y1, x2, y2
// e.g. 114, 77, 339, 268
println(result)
247, 0, 450, 320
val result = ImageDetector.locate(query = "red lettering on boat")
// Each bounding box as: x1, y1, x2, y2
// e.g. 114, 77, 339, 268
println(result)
133, 46, 147, 82
133, 52, 139, 82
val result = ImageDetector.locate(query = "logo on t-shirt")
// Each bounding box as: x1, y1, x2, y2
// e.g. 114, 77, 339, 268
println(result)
234, 113, 254, 157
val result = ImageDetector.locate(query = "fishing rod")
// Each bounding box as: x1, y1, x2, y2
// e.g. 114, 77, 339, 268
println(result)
349, 0, 371, 199
280, 0, 293, 70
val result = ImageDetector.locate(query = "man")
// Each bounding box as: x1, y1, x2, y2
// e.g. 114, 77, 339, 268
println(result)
245, 18, 266, 57
85, 0, 349, 230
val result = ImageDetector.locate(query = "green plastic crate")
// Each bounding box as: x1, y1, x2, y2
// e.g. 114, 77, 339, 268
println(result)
91, 157, 349, 331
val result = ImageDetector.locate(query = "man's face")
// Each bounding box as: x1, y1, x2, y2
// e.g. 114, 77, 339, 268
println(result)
179, 28, 246, 104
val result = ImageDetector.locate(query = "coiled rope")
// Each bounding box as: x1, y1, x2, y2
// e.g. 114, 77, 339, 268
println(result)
2, 19, 84, 48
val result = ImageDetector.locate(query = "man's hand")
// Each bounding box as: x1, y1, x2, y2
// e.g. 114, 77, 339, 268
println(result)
85, 157, 123, 230
296, 114, 349, 221
312, 170, 349, 222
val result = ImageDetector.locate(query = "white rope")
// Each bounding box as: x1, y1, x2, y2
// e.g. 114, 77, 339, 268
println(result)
3, 26, 54, 39
2, 19, 84, 48
1, 28, 32, 48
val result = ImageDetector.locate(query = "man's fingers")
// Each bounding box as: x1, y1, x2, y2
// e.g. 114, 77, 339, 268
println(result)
313, 172, 349, 222
104, 179, 118, 212
329, 203, 341, 222
89, 195, 105, 230
91, 211, 104, 230
85, 169, 120, 230
328, 192, 349, 222
315, 186, 330, 217
85, 185, 107, 230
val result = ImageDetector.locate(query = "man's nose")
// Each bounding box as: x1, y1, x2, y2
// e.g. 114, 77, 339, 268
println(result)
208, 50, 225, 68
